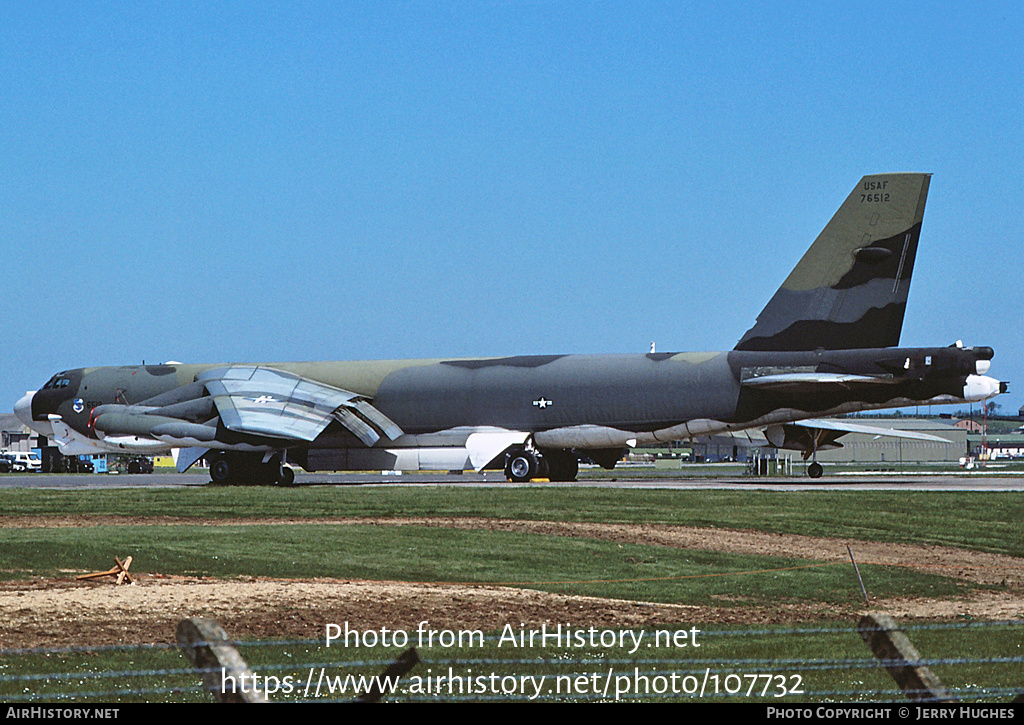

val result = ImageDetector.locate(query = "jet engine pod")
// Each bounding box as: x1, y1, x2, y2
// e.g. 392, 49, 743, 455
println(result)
93, 412, 170, 438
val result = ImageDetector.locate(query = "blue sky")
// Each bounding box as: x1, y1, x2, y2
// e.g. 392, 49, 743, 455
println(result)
2, 2, 1021, 415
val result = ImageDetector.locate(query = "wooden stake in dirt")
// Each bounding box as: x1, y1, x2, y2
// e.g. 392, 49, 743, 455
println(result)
177, 617, 268, 703
355, 647, 420, 703
178, 617, 420, 703
858, 613, 955, 702
76, 556, 134, 584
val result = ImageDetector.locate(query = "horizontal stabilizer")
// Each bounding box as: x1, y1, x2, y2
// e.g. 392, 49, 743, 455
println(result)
741, 372, 895, 393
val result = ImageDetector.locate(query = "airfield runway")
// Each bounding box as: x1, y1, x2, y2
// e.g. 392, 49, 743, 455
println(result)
4, 470, 1024, 491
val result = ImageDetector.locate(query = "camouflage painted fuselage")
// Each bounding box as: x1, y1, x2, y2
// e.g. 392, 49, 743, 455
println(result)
26, 340, 996, 472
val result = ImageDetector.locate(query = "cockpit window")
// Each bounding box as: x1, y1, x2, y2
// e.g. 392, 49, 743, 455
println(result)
43, 374, 72, 389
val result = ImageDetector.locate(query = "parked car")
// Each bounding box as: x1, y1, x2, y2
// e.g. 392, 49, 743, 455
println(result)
2, 451, 41, 472
65, 456, 95, 473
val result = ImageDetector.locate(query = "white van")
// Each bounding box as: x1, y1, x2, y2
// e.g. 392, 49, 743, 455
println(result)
3, 451, 41, 472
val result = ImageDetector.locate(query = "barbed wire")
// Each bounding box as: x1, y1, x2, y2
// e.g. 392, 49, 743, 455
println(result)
4, 618, 1021, 658
2, 619, 1021, 702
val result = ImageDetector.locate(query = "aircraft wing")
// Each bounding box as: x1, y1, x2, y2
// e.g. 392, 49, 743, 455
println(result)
788, 418, 951, 442
762, 416, 952, 460
196, 366, 403, 447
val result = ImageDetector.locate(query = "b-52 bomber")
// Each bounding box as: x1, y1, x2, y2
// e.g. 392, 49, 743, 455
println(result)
15, 173, 1006, 483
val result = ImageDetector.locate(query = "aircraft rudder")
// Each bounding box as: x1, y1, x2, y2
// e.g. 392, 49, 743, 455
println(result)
734, 173, 931, 352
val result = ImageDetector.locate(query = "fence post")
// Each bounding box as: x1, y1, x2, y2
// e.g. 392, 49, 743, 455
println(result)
177, 617, 268, 703
355, 647, 420, 703
858, 613, 955, 702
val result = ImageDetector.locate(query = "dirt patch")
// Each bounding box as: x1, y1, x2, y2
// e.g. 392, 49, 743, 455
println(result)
3, 516, 1023, 650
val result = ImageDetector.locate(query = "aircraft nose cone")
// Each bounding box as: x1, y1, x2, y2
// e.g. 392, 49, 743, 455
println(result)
14, 390, 52, 436
14, 391, 34, 427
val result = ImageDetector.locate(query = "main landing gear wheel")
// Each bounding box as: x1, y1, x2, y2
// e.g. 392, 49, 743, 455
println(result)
504, 449, 578, 483
209, 455, 234, 484
209, 453, 296, 486
807, 462, 823, 479
544, 451, 579, 482
505, 450, 545, 483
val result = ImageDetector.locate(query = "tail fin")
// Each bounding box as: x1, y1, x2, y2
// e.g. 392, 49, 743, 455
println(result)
734, 173, 931, 351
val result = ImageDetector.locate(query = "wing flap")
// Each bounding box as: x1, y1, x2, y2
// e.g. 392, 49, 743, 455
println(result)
332, 407, 381, 447
350, 399, 404, 441
197, 366, 402, 446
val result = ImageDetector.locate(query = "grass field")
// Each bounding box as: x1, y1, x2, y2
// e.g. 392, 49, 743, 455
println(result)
2, 485, 1022, 702
0, 521, 975, 604
5, 485, 1024, 553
